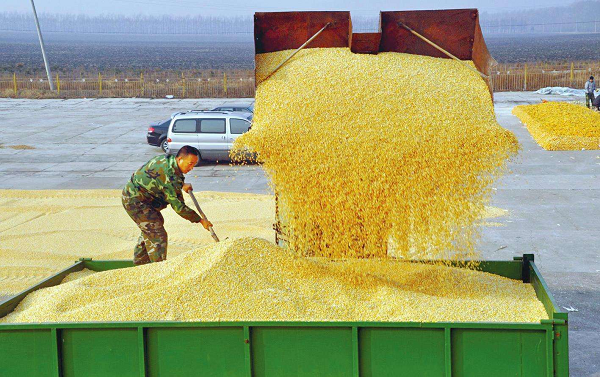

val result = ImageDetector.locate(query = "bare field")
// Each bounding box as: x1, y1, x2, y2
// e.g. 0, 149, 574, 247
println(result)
1, 31, 599, 76
0, 32, 255, 75
486, 33, 600, 63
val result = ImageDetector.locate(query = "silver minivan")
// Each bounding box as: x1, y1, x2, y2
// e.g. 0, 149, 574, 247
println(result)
166, 111, 252, 161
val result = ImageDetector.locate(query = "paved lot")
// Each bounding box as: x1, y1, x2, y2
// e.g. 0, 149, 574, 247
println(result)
488, 93, 599, 377
0, 94, 598, 375
0, 98, 268, 193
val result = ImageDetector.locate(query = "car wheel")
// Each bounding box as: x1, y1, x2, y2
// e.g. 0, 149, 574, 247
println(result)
160, 138, 168, 152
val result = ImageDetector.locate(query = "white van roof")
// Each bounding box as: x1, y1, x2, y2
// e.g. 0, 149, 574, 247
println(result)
172, 111, 251, 120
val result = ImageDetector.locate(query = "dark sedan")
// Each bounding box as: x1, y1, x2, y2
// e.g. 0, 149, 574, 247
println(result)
146, 119, 171, 152
211, 102, 254, 113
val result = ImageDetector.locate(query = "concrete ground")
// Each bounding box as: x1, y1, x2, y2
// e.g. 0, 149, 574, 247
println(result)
487, 92, 599, 377
0, 98, 268, 193
0, 94, 598, 376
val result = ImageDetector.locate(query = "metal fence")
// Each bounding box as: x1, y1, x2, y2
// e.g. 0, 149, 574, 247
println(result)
0, 72, 256, 99
490, 61, 599, 92
1, 61, 599, 97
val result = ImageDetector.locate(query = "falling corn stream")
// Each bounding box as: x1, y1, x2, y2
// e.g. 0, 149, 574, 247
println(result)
234, 47, 520, 261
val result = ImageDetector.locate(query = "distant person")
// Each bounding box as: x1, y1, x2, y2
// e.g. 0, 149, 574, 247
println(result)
585, 76, 596, 108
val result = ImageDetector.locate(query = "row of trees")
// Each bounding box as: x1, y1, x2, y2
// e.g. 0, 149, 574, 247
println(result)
0, 12, 253, 35
1, 1, 599, 36
480, 1, 600, 34
0, 12, 380, 35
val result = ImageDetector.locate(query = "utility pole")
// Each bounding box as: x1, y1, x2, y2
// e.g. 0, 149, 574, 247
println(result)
30, 0, 54, 91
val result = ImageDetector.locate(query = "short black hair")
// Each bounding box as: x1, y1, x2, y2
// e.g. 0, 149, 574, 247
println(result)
591, 76, 595, 80
176, 145, 200, 159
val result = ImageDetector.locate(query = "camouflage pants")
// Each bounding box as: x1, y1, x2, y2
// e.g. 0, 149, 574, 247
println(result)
122, 191, 168, 265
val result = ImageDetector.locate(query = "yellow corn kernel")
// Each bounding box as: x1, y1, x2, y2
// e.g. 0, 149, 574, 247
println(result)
0, 238, 548, 323
513, 102, 600, 150
233, 48, 519, 261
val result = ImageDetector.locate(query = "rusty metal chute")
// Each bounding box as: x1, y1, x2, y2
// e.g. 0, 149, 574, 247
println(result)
254, 9, 494, 93
254, 11, 351, 54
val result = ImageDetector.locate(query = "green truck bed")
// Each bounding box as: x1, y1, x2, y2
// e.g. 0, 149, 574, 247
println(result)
0, 254, 568, 376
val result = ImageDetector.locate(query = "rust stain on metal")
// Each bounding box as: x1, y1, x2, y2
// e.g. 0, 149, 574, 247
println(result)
254, 11, 351, 54
350, 33, 382, 54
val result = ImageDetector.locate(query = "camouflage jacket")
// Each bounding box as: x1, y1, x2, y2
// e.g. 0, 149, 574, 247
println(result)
123, 155, 201, 223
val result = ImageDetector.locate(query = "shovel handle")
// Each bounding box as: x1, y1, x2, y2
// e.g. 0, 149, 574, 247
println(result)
207, 227, 220, 243
188, 190, 220, 242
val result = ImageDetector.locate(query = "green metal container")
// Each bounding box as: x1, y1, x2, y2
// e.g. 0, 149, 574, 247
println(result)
0, 254, 568, 376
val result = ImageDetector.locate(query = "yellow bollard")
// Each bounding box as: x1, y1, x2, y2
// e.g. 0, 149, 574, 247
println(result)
56, 73, 60, 95
223, 73, 227, 97
140, 72, 144, 97
13, 72, 17, 96
570, 62, 574, 87
98, 72, 103, 96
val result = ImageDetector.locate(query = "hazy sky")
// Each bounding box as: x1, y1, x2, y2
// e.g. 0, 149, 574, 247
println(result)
4, 0, 577, 17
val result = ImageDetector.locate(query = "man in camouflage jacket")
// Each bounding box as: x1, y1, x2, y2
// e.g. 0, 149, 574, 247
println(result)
122, 146, 212, 265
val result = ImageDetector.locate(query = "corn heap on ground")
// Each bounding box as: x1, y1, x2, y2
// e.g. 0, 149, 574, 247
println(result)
1, 237, 547, 323
233, 48, 519, 260
513, 102, 600, 150
0, 189, 275, 296
0, 190, 506, 297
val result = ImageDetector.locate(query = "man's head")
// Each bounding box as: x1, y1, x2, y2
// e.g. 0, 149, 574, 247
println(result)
176, 146, 200, 174
590, 76, 594, 82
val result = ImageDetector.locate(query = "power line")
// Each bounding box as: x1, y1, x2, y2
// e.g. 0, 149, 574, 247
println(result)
105, 0, 387, 13
3, 22, 599, 34
482, 20, 600, 28
105, 0, 261, 12
0, 28, 254, 35
480, 0, 583, 12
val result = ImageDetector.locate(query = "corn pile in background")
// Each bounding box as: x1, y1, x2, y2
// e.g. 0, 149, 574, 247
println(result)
0, 189, 275, 296
1, 238, 548, 323
234, 48, 519, 260
513, 102, 600, 150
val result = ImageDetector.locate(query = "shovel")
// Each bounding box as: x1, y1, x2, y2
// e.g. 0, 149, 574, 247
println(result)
188, 190, 220, 242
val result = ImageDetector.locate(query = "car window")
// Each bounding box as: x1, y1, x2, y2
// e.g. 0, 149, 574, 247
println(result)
230, 118, 251, 134
200, 119, 226, 133
160, 119, 171, 127
172, 119, 197, 133
220, 107, 235, 111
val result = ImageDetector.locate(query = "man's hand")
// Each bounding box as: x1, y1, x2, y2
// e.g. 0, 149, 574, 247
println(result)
200, 218, 213, 230
182, 183, 193, 193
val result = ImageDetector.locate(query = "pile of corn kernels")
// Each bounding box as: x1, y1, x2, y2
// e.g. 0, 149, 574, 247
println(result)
512, 102, 600, 150
0, 190, 507, 297
0, 189, 275, 296
1, 238, 548, 323
60, 269, 95, 284
234, 48, 519, 260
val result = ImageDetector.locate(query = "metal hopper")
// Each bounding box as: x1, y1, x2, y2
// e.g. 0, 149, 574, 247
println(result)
254, 10, 494, 93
